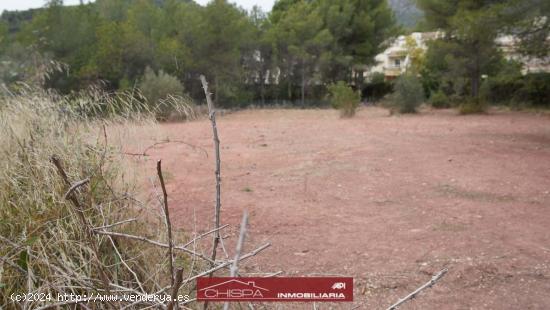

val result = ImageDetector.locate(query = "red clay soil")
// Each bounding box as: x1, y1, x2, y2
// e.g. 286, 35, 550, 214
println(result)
136, 107, 550, 309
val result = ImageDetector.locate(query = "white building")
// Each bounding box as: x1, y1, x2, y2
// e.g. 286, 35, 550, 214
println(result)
365, 32, 549, 81
365, 32, 440, 81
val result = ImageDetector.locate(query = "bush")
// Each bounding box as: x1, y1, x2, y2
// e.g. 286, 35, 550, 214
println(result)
393, 74, 425, 113
328, 81, 361, 117
481, 71, 550, 107
139, 67, 184, 119
459, 99, 487, 114
362, 72, 393, 103
429, 90, 450, 108
518, 73, 550, 106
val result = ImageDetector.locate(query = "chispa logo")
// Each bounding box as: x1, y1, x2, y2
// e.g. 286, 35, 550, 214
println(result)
199, 279, 269, 300
197, 277, 353, 302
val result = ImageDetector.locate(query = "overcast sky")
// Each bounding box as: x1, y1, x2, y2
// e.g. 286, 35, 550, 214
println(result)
0, 0, 275, 12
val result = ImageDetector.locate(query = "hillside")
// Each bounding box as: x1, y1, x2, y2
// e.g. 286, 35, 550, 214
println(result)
388, 0, 423, 28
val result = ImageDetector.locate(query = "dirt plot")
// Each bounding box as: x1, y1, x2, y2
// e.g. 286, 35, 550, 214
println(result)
133, 107, 550, 309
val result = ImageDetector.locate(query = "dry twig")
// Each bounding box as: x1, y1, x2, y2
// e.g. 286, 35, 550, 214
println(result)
200, 75, 223, 269
386, 268, 448, 310
50, 155, 112, 295
223, 211, 249, 310
167, 268, 184, 310
200, 74, 222, 310
157, 160, 175, 286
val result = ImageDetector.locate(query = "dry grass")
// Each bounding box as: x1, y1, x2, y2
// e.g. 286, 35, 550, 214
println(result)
0, 84, 274, 309
0, 85, 203, 308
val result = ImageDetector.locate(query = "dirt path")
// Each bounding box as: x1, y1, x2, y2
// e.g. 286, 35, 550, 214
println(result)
135, 107, 550, 309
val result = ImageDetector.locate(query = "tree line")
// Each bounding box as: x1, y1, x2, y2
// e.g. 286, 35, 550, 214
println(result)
417, 0, 549, 109
0, 0, 547, 109
0, 0, 397, 107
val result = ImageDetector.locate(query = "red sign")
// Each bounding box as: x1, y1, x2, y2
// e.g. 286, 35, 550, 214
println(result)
196, 277, 353, 302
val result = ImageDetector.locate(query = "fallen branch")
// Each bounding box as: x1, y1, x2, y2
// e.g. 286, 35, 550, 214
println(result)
386, 268, 448, 310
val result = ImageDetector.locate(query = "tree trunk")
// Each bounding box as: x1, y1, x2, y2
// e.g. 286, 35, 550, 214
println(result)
260, 69, 265, 106
471, 74, 479, 101
471, 45, 481, 103
301, 60, 305, 107
214, 74, 219, 105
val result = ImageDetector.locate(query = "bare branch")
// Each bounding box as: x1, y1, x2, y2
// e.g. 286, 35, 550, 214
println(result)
34, 298, 94, 310
106, 235, 146, 293
182, 243, 271, 285
386, 268, 448, 310
181, 224, 230, 248
63, 178, 90, 200
124, 140, 208, 158
200, 75, 223, 274
224, 211, 249, 310
157, 160, 175, 286
50, 155, 112, 296
167, 268, 184, 310
200, 75, 223, 310
93, 218, 137, 230
92, 230, 215, 264
230, 211, 248, 277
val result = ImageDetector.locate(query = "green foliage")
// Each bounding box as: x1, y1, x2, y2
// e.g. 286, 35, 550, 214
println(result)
363, 73, 393, 102
418, 1, 507, 101
328, 81, 361, 117
314, 0, 397, 85
393, 74, 425, 113
1, 0, 397, 107
498, 0, 550, 58
139, 67, 184, 119
483, 72, 550, 107
269, 0, 333, 105
418, 0, 549, 106
459, 100, 487, 114
429, 90, 449, 108
388, 0, 423, 28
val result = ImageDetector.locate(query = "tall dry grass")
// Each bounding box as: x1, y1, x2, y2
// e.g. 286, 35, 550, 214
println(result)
0, 85, 200, 308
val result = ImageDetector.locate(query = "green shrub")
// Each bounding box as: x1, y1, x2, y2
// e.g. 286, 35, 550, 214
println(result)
518, 73, 550, 106
328, 81, 361, 117
363, 73, 393, 102
139, 67, 184, 119
429, 90, 450, 108
393, 74, 425, 113
459, 99, 487, 114
481, 72, 549, 107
